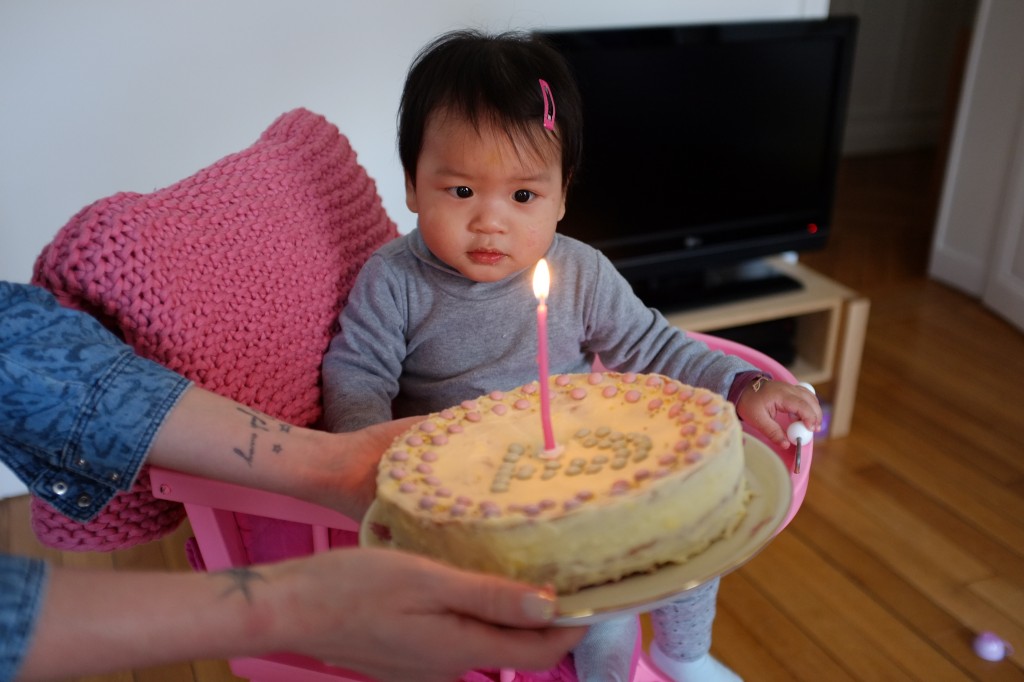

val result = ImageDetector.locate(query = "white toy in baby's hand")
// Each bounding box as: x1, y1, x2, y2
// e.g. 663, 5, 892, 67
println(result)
787, 382, 816, 473
796, 381, 816, 395
787, 382, 816, 446
787, 421, 814, 445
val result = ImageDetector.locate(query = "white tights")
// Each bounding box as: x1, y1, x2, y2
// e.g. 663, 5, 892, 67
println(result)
574, 578, 740, 682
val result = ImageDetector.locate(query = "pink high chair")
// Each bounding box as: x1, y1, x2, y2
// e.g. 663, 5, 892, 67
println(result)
27, 106, 812, 682
150, 333, 812, 682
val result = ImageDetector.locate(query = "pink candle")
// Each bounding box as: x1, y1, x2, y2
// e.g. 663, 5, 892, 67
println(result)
533, 259, 557, 452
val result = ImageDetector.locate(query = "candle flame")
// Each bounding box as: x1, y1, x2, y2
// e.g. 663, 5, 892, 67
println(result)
532, 258, 550, 300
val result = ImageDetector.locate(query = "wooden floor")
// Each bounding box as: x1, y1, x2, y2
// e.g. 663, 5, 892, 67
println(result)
3, 150, 1023, 681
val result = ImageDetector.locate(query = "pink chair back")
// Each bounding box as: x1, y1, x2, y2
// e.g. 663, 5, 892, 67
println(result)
30, 108, 398, 553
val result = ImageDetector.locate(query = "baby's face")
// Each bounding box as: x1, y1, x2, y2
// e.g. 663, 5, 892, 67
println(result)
405, 112, 566, 283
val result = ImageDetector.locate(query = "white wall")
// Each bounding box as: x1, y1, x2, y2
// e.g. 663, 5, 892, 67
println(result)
0, 0, 827, 497
830, 0, 976, 155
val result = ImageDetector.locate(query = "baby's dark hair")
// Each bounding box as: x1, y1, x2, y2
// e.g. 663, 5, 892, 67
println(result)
398, 29, 583, 188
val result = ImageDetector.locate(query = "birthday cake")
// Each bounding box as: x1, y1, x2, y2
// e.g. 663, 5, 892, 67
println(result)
371, 372, 749, 593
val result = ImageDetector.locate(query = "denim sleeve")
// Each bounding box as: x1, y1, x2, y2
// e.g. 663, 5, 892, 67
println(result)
0, 554, 48, 682
0, 282, 191, 522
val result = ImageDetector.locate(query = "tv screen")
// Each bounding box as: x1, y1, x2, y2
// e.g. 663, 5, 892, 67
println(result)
541, 17, 857, 310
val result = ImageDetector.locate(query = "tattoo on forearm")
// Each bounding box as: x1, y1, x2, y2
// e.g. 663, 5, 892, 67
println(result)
238, 407, 271, 431
233, 433, 258, 465
232, 407, 288, 466
218, 567, 267, 604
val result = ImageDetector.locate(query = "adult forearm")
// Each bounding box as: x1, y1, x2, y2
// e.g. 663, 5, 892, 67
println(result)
17, 549, 582, 682
16, 565, 268, 680
145, 386, 411, 519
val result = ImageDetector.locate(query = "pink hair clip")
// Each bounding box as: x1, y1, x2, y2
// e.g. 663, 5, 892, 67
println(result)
539, 79, 556, 131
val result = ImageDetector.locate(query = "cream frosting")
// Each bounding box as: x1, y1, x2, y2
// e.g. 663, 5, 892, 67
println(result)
373, 371, 748, 593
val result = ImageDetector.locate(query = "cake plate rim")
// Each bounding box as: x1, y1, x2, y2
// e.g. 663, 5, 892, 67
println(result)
360, 434, 792, 626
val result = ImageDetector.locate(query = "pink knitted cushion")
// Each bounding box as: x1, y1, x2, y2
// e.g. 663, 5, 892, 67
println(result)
30, 108, 398, 550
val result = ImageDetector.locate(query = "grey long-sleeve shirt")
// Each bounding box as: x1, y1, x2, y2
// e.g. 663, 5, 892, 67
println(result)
322, 229, 755, 432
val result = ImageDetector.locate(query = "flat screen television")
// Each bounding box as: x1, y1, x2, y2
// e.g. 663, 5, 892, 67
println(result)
541, 17, 857, 311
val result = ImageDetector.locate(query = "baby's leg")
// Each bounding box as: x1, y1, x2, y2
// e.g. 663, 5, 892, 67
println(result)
648, 578, 741, 682
573, 615, 637, 682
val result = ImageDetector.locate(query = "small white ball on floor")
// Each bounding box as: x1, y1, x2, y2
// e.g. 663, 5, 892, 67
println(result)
973, 631, 1012, 662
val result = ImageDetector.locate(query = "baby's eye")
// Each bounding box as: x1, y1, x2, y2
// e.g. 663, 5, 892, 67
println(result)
513, 189, 535, 203
450, 186, 473, 199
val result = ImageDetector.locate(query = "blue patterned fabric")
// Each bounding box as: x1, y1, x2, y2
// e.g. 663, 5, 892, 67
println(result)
1, 282, 190, 521
0, 555, 47, 682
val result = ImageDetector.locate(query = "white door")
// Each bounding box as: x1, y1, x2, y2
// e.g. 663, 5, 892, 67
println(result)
982, 119, 1024, 333
928, 0, 1024, 333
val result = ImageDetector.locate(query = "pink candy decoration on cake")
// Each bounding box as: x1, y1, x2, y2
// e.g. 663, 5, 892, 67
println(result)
380, 373, 746, 528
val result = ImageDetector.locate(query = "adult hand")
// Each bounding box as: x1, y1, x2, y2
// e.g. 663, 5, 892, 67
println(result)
306, 417, 423, 519
259, 548, 586, 681
20, 547, 584, 681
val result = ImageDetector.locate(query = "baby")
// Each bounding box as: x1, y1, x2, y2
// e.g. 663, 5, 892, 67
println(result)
323, 29, 821, 682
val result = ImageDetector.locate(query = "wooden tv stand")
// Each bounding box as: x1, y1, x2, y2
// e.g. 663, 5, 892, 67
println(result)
662, 258, 869, 438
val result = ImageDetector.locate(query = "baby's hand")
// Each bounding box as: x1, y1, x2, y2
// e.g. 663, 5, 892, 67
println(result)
734, 377, 821, 448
